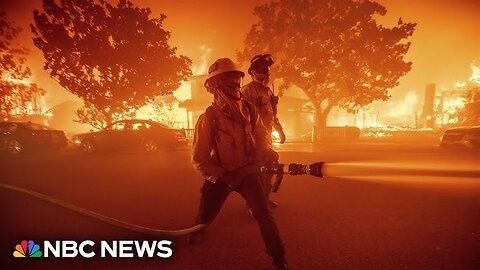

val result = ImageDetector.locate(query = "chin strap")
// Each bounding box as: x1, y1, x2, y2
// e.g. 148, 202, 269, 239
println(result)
0, 182, 205, 237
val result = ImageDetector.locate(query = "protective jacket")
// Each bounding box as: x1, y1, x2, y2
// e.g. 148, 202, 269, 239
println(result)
192, 101, 272, 183
241, 81, 282, 132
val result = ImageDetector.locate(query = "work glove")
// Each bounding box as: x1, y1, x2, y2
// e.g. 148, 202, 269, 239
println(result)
259, 148, 279, 165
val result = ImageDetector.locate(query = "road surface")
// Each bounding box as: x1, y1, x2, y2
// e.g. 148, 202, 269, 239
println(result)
1, 142, 479, 269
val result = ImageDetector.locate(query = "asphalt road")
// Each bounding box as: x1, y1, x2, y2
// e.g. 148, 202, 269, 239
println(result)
1, 143, 479, 270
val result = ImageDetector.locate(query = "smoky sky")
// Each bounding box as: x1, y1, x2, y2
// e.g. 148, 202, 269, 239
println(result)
1, 0, 479, 110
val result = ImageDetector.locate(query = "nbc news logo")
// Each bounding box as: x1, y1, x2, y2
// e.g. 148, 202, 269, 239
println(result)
13, 239, 172, 258
13, 240, 42, 258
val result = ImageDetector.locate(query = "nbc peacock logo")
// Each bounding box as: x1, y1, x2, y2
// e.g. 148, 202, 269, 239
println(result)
13, 240, 43, 258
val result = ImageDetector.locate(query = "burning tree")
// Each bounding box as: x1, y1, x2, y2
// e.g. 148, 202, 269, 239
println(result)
31, 0, 191, 129
239, 0, 416, 133
0, 12, 46, 120
456, 86, 480, 126
148, 95, 179, 127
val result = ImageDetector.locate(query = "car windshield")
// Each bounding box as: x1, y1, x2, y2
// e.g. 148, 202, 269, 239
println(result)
21, 122, 52, 130
105, 121, 169, 131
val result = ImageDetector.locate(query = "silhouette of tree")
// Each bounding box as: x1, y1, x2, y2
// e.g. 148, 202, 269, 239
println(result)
0, 12, 45, 120
32, 0, 191, 129
239, 0, 416, 133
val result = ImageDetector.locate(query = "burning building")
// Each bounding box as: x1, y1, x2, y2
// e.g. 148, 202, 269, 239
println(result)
419, 83, 436, 129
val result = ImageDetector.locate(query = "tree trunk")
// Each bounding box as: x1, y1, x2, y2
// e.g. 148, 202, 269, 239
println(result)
313, 114, 327, 142
313, 103, 333, 142
104, 111, 112, 128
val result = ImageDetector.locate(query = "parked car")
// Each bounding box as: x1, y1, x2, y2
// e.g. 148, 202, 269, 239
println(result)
439, 126, 480, 149
0, 122, 68, 155
72, 119, 188, 154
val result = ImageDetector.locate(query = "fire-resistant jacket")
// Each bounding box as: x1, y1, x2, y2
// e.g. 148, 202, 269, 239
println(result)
192, 102, 272, 183
241, 81, 282, 132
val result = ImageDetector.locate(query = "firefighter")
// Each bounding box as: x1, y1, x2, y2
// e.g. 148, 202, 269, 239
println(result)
241, 54, 286, 209
189, 58, 288, 270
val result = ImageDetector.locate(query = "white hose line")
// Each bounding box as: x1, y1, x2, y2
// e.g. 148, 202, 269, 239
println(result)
0, 183, 205, 237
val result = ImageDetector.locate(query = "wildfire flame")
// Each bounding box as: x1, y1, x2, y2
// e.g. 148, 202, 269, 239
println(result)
469, 62, 480, 84
386, 91, 418, 119
454, 81, 467, 88
192, 45, 212, 76
136, 45, 213, 127
4, 76, 49, 117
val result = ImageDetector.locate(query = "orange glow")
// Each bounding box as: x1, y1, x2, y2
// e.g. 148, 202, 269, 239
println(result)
191, 45, 213, 76
454, 82, 467, 88
1, 0, 479, 130
272, 130, 280, 140
386, 91, 419, 119
4, 76, 32, 86
469, 63, 480, 84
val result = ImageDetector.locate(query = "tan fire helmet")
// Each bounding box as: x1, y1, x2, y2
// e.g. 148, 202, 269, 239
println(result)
204, 58, 245, 89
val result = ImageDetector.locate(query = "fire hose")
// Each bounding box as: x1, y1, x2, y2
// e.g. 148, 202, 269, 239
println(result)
0, 162, 325, 237
0, 182, 206, 237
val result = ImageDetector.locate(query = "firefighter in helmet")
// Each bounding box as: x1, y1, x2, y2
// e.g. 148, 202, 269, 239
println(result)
189, 58, 288, 270
241, 54, 286, 209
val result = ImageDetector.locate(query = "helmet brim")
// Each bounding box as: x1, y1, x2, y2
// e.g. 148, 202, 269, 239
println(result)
204, 70, 245, 88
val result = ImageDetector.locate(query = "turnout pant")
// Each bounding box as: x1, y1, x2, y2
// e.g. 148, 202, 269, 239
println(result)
195, 173, 285, 261
261, 172, 274, 199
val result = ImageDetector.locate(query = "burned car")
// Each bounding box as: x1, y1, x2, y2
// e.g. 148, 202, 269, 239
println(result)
72, 119, 188, 153
0, 122, 68, 155
439, 126, 480, 149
